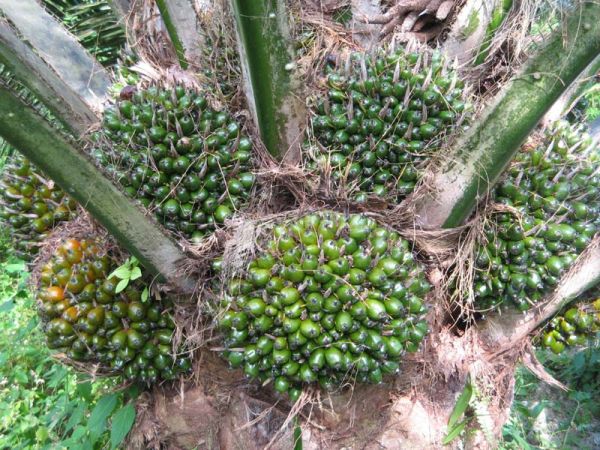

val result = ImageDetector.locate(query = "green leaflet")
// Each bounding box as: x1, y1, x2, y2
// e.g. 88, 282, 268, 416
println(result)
293, 416, 303, 450
41, 0, 126, 66
88, 393, 118, 441
448, 378, 473, 429
442, 420, 467, 445
110, 403, 137, 449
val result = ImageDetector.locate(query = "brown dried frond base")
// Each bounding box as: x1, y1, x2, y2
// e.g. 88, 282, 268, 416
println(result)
123, 0, 180, 74
374, 0, 458, 42
293, 2, 361, 85
52, 352, 120, 379
127, 350, 302, 450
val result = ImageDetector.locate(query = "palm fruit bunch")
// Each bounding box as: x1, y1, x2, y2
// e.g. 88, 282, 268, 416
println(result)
36, 238, 191, 384
540, 294, 600, 354
0, 155, 76, 260
93, 84, 255, 242
109, 47, 140, 95
473, 121, 599, 311
200, 32, 240, 101
304, 48, 466, 202
217, 211, 430, 400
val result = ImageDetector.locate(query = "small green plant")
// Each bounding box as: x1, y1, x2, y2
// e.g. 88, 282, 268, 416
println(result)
443, 377, 473, 445
108, 256, 147, 300
500, 347, 600, 450
566, 82, 600, 124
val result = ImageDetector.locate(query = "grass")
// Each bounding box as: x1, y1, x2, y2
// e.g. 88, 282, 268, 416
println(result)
500, 345, 600, 450
0, 214, 136, 449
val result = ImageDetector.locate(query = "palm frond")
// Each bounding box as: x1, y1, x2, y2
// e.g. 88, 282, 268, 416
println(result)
41, 0, 126, 66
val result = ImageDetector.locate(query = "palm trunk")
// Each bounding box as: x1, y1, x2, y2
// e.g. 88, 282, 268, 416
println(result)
154, 0, 205, 69
231, 0, 306, 162
128, 3, 600, 448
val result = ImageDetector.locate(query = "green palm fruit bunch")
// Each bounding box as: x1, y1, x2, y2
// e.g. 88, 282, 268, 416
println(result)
217, 211, 430, 400
540, 297, 600, 354
201, 33, 240, 101
94, 84, 255, 242
37, 238, 191, 384
304, 48, 467, 202
474, 121, 600, 311
0, 155, 77, 260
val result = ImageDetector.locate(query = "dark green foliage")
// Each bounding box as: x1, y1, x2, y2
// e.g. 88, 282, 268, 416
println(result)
304, 48, 467, 202
41, 0, 126, 66
501, 347, 600, 450
567, 84, 600, 124
218, 211, 430, 400
474, 121, 600, 311
94, 85, 255, 242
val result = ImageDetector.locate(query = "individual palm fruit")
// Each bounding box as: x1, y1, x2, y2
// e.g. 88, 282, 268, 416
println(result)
93, 84, 255, 242
304, 48, 468, 202
540, 286, 600, 353
36, 238, 191, 385
0, 154, 77, 260
218, 211, 430, 398
474, 121, 599, 311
